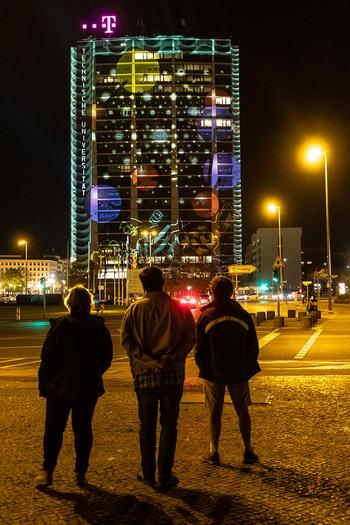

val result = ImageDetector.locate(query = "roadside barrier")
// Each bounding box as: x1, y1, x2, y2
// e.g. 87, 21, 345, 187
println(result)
298, 311, 307, 319
257, 311, 266, 323
301, 316, 312, 328
288, 309, 296, 318
266, 311, 275, 320
274, 316, 284, 328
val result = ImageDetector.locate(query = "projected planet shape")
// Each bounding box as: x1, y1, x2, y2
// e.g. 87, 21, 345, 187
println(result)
203, 153, 240, 190
116, 49, 160, 93
192, 191, 219, 219
197, 106, 232, 141
132, 165, 158, 190
85, 186, 121, 223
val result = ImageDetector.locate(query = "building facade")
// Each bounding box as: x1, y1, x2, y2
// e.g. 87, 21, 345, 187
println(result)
0, 256, 66, 294
71, 33, 242, 275
245, 227, 302, 291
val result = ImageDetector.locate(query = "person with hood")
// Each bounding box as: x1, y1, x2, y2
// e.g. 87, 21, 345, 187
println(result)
35, 285, 113, 487
195, 275, 260, 466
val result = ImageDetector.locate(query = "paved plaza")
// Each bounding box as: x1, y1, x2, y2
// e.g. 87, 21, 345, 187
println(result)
0, 304, 349, 524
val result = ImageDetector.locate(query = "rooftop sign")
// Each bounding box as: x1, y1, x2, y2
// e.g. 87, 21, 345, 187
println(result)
81, 15, 117, 35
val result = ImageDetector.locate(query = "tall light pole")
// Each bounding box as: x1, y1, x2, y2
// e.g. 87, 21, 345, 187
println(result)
142, 230, 157, 265
305, 146, 332, 311
18, 240, 28, 295
267, 204, 283, 317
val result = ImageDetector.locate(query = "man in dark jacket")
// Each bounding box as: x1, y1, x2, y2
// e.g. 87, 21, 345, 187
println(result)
36, 286, 113, 487
195, 275, 260, 466
121, 266, 195, 488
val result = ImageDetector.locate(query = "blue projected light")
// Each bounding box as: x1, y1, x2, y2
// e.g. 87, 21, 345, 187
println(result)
85, 186, 121, 223
203, 153, 240, 190
197, 106, 232, 141
152, 129, 170, 142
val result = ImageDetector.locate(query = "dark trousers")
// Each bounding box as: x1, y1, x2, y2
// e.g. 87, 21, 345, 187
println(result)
43, 397, 97, 473
136, 384, 183, 481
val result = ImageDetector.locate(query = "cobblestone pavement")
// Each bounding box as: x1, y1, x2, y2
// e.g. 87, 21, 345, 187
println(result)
0, 360, 349, 524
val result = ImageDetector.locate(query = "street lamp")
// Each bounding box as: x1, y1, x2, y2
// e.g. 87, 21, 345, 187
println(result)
267, 203, 283, 317
305, 145, 333, 311
18, 239, 28, 295
142, 230, 157, 265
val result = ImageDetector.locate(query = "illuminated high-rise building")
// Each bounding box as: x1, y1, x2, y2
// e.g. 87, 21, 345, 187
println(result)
71, 19, 242, 276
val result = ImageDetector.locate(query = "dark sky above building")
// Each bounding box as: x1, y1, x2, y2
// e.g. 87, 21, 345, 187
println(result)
1, 0, 350, 263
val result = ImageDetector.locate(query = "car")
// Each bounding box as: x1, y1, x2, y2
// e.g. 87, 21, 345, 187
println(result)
180, 295, 198, 308
245, 293, 260, 302
198, 293, 210, 305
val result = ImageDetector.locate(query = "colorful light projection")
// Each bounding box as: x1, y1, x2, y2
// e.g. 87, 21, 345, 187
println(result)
85, 186, 121, 223
81, 15, 117, 35
116, 49, 160, 93
132, 165, 158, 190
203, 153, 240, 190
192, 191, 219, 219
197, 106, 232, 141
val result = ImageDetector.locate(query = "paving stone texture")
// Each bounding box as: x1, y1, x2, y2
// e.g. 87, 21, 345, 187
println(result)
0, 362, 349, 524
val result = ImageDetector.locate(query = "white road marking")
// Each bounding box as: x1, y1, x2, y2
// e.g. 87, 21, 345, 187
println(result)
294, 327, 322, 360
1, 359, 41, 369
0, 345, 42, 349
259, 329, 280, 348
112, 356, 129, 361
0, 357, 27, 364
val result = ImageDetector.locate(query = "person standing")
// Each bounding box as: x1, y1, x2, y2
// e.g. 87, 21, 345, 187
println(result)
195, 275, 260, 466
121, 266, 195, 488
36, 285, 113, 487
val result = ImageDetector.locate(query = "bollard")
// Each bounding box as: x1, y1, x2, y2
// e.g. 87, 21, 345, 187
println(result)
251, 314, 259, 326
317, 310, 322, 319
266, 311, 275, 320
298, 311, 307, 319
309, 311, 317, 324
257, 311, 266, 323
274, 316, 284, 328
301, 316, 312, 328
287, 309, 296, 318
16, 307, 21, 321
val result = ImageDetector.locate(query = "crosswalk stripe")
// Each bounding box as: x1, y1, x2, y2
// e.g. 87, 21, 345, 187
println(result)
259, 330, 280, 348
294, 327, 322, 360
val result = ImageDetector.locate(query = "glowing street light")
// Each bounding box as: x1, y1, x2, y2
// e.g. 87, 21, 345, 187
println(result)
142, 230, 157, 265
304, 144, 333, 311
18, 239, 28, 295
267, 203, 283, 317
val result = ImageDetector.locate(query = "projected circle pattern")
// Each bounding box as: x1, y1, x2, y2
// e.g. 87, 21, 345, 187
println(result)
116, 49, 160, 93
85, 186, 121, 223
203, 153, 240, 190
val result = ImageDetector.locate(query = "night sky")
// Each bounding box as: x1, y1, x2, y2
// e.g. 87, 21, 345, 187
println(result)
2, 0, 350, 266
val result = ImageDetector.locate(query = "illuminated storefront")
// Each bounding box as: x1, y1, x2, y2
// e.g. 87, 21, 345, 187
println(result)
71, 22, 242, 273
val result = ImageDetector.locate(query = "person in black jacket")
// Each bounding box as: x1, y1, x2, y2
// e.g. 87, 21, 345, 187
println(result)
195, 275, 260, 466
35, 285, 113, 487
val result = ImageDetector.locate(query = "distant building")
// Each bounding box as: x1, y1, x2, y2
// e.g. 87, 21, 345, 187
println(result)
245, 227, 302, 291
0, 256, 66, 293
70, 28, 242, 274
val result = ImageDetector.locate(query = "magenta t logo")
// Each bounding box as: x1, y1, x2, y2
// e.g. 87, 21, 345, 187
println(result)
81, 15, 117, 35
101, 15, 116, 34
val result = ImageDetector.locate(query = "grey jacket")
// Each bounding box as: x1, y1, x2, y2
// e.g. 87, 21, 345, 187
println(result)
121, 291, 196, 377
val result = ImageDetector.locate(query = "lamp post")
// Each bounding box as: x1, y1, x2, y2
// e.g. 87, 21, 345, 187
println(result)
142, 230, 157, 265
267, 204, 283, 317
18, 240, 28, 295
305, 146, 333, 311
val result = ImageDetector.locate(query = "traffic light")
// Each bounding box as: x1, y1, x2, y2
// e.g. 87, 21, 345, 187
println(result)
272, 268, 279, 284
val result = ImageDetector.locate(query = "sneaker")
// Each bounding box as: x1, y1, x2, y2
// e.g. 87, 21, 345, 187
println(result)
137, 472, 156, 486
158, 475, 179, 489
35, 470, 53, 487
203, 451, 220, 466
243, 449, 259, 465
76, 472, 87, 487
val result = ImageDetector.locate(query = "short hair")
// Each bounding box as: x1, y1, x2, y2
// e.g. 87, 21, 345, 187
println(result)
139, 266, 164, 292
210, 275, 234, 300
64, 285, 93, 315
